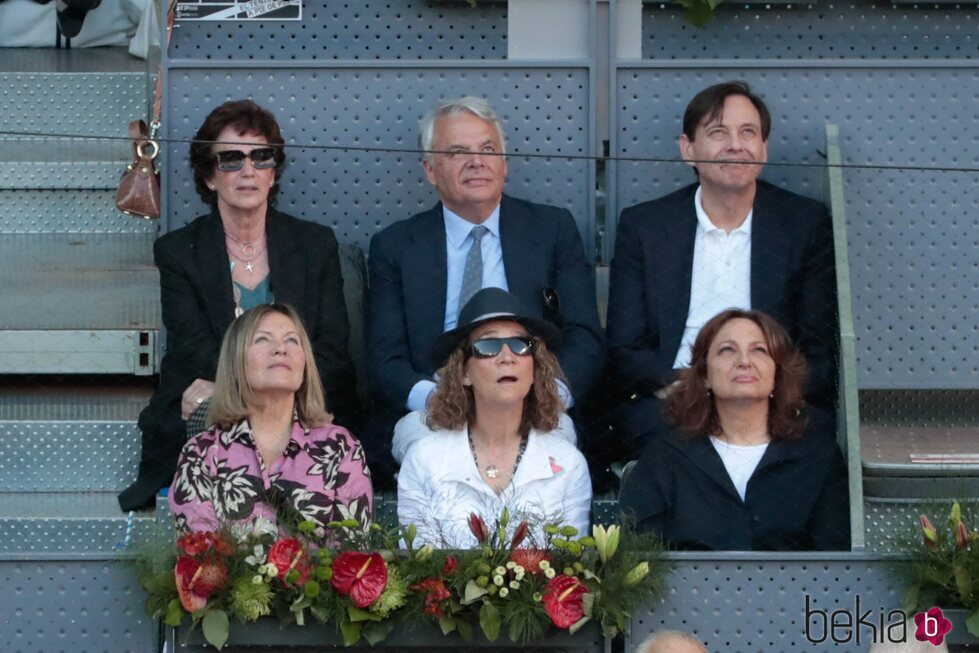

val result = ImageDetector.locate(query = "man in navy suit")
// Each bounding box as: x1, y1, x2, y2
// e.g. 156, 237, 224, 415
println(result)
366, 96, 604, 485
605, 81, 838, 459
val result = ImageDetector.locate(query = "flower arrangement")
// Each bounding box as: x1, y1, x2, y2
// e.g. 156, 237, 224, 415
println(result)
136, 510, 666, 650
902, 502, 979, 636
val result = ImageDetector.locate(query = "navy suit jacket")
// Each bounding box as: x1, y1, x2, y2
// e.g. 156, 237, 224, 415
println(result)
606, 181, 838, 405
367, 195, 604, 412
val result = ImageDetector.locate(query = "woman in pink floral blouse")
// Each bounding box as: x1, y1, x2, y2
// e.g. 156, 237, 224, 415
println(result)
168, 304, 373, 536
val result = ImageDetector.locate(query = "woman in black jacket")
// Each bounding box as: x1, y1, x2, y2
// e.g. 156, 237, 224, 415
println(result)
119, 100, 359, 511
619, 308, 849, 551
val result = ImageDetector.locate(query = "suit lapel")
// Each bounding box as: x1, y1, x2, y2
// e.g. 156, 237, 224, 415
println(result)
266, 209, 305, 309
661, 191, 697, 354
750, 184, 790, 313
500, 196, 544, 314
404, 205, 448, 345
674, 436, 743, 503
197, 212, 236, 336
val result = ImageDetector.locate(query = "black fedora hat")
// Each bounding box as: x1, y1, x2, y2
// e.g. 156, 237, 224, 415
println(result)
430, 288, 561, 368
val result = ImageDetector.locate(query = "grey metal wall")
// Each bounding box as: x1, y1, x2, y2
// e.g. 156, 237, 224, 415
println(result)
629, 554, 908, 653
163, 64, 594, 252
161, 0, 597, 254
610, 3, 979, 390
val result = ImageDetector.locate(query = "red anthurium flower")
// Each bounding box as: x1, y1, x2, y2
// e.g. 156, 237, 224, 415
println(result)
177, 531, 234, 557
542, 575, 589, 629
411, 577, 452, 618
442, 555, 459, 576
468, 513, 489, 545
510, 548, 551, 576
175, 555, 228, 612
331, 551, 388, 608
268, 538, 311, 588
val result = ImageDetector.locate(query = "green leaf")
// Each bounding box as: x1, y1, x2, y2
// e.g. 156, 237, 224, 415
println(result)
362, 620, 396, 646
967, 608, 979, 637
569, 615, 592, 635
340, 620, 362, 647
165, 599, 184, 627
955, 566, 973, 603
347, 605, 382, 622
902, 584, 920, 613
201, 609, 230, 651
438, 614, 457, 635
479, 602, 501, 642
581, 591, 595, 618
455, 616, 473, 641
462, 579, 489, 605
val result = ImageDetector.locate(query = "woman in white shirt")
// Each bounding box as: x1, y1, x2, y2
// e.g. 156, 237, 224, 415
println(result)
397, 288, 592, 548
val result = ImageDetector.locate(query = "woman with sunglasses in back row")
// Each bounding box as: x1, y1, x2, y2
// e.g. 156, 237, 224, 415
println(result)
120, 100, 359, 511
397, 288, 592, 548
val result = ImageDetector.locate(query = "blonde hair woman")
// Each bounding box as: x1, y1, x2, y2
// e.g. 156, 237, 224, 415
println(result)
169, 304, 372, 536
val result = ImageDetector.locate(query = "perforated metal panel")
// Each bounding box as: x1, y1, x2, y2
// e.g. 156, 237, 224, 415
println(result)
629, 554, 906, 653
0, 560, 158, 653
612, 65, 979, 388
0, 191, 157, 234
164, 66, 593, 251
860, 389, 979, 426
0, 422, 140, 492
169, 0, 507, 60
642, 4, 979, 60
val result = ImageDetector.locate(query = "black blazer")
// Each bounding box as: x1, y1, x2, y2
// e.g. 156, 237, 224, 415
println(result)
367, 195, 604, 412
606, 181, 838, 406
619, 430, 851, 551
121, 209, 359, 510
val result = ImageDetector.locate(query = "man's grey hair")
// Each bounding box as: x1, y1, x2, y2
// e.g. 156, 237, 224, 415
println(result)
635, 630, 708, 653
418, 96, 507, 163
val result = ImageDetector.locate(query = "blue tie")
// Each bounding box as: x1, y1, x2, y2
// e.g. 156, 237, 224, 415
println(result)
458, 225, 489, 314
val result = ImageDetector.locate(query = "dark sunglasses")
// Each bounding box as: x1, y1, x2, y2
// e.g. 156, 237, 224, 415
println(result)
469, 336, 535, 359
213, 147, 278, 172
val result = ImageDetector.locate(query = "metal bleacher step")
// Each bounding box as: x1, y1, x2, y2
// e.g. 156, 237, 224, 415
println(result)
0, 233, 159, 374
0, 384, 153, 556
0, 384, 150, 491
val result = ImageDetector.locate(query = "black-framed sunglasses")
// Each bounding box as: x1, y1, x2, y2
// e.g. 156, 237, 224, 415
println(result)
468, 336, 535, 359
213, 147, 278, 172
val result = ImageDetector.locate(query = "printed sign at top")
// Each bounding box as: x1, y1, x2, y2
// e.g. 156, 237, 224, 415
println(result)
176, 0, 302, 21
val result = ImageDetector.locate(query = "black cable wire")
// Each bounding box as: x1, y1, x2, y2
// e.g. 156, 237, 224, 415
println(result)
2, 128, 977, 174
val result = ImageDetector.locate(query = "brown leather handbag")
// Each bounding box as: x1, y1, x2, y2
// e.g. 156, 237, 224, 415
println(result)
115, 119, 161, 219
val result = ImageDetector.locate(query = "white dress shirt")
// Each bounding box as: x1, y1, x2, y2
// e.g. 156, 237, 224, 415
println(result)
673, 186, 753, 369
397, 421, 592, 548
405, 205, 507, 412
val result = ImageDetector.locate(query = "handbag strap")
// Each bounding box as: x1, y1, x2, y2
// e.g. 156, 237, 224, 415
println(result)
149, 2, 177, 138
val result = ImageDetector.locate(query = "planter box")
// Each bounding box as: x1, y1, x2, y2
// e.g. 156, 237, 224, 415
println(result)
943, 609, 979, 647
169, 618, 607, 652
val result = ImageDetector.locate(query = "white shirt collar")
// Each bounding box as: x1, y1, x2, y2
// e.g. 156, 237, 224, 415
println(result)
694, 185, 753, 236
443, 204, 502, 248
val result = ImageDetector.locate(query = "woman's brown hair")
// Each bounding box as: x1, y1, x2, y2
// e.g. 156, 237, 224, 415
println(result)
189, 99, 287, 207
665, 309, 809, 439
426, 330, 565, 437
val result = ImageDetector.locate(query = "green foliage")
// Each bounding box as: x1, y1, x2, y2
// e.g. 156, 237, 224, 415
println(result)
901, 502, 979, 636
201, 609, 230, 651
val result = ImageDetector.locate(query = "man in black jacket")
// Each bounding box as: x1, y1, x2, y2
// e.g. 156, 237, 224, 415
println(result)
605, 81, 838, 459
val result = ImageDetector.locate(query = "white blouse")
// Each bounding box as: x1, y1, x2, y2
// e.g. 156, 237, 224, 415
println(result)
397, 421, 592, 548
